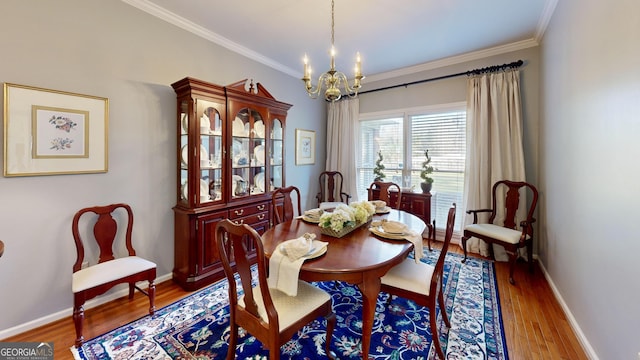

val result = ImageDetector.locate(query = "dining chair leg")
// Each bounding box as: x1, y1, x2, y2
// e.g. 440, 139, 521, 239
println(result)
325, 311, 337, 359
527, 241, 535, 273
73, 303, 85, 347
226, 322, 238, 360
430, 302, 446, 360
461, 236, 469, 263
437, 288, 451, 328
507, 251, 518, 285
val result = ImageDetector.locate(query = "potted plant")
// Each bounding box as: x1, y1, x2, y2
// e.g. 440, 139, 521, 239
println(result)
373, 151, 386, 182
420, 150, 434, 193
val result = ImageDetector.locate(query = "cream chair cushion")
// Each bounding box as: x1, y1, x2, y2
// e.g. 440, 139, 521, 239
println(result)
381, 259, 434, 296
72, 256, 156, 293
239, 280, 331, 331
465, 223, 530, 244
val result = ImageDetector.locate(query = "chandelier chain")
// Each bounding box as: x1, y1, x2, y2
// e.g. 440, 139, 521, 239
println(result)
330, 0, 335, 46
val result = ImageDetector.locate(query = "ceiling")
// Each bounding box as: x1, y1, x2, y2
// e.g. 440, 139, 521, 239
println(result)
124, 0, 555, 82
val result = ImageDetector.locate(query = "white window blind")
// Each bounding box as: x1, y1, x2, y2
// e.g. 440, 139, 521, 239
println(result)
357, 105, 466, 232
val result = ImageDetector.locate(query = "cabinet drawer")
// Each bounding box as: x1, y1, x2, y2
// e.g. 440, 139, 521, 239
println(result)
230, 211, 269, 226
229, 202, 269, 219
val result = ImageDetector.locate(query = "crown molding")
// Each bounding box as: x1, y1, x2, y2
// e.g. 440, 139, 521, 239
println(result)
121, 0, 300, 78
364, 38, 539, 83
535, 0, 559, 42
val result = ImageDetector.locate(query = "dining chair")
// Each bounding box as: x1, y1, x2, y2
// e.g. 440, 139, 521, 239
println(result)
461, 180, 538, 284
71, 203, 156, 347
271, 185, 302, 224
368, 181, 402, 209
215, 219, 336, 359
316, 171, 351, 209
380, 203, 456, 360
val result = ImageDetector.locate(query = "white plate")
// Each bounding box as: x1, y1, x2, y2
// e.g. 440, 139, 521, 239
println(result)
180, 144, 208, 167
181, 179, 210, 200
232, 140, 243, 157
376, 206, 392, 214
254, 120, 265, 138
181, 113, 188, 133
233, 117, 245, 136
200, 113, 210, 133
301, 215, 320, 224
200, 179, 209, 195
369, 226, 407, 240
254, 145, 265, 165
254, 172, 265, 192
181, 182, 188, 200
279, 240, 327, 259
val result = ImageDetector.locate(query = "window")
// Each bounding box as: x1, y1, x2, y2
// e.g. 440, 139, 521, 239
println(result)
357, 103, 466, 232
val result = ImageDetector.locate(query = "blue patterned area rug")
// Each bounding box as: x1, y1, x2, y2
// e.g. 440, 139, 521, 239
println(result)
71, 250, 508, 360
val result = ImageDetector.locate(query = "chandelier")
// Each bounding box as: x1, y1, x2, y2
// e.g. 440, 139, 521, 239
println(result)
301, 0, 364, 102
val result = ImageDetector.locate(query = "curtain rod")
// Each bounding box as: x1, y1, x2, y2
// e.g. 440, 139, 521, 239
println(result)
359, 59, 524, 95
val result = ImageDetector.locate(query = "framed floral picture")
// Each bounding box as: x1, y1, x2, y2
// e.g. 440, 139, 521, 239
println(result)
3, 83, 108, 177
295, 128, 315, 165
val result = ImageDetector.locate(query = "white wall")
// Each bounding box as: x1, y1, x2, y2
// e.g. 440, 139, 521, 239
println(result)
540, 0, 640, 358
0, 0, 325, 335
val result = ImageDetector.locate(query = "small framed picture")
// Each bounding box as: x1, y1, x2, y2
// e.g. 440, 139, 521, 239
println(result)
295, 129, 315, 165
4, 83, 108, 177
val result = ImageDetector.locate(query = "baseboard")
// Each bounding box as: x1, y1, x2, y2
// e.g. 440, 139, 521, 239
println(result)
0, 273, 173, 340
536, 259, 599, 360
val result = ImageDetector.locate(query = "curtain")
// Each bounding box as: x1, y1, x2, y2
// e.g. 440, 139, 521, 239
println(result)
463, 69, 526, 261
326, 98, 359, 200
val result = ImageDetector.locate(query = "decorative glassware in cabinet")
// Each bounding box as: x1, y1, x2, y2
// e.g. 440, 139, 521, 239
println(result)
231, 109, 250, 199
270, 119, 284, 191
250, 110, 266, 195
197, 100, 223, 204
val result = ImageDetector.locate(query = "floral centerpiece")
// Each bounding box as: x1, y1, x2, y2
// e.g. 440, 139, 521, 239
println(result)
318, 201, 376, 238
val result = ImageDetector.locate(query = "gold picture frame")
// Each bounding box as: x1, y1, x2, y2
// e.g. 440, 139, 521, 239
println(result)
3, 83, 108, 176
295, 128, 315, 165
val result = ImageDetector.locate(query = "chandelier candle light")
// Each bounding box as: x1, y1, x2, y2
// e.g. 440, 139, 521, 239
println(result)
302, 0, 364, 102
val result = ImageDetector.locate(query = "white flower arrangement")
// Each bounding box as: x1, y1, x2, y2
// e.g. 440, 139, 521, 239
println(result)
318, 201, 376, 232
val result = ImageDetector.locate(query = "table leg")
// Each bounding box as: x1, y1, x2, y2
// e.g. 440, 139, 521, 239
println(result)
357, 274, 382, 360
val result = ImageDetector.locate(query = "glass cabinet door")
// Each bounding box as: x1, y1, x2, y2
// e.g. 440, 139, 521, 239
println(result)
198, 101, 224, 204
271, 119, 283, 190
179, 99, 224, 206
231, 108, 267, 199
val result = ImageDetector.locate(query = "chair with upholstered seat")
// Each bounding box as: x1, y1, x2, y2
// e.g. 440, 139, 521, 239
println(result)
316, 171, 351, 209
271, 185, 302, 224
461, 180, 538, 284
380, 203, 456, 360
215, 219, 336, 359
71, 203, 156, 347
367, 181, 402, 210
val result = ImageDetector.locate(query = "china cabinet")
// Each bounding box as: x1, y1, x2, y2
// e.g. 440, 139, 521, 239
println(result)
171, 77, 291, 290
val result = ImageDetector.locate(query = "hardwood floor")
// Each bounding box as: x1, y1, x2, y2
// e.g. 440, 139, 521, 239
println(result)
3, 241, 588, 359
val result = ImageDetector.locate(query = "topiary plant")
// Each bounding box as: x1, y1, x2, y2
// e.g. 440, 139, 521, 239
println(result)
373, 151, 386, 182
420, 150, 434, 193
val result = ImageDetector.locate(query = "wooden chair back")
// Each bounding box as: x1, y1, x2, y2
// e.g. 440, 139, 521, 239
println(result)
368, 181, 402, 209
316, 171, 351, 206
488, 180, 539, 235
272, 186, 302, 224
215, 219, 276, 338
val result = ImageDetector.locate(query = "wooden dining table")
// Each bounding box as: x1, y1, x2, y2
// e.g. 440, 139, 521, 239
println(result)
261, 209, 426, 359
